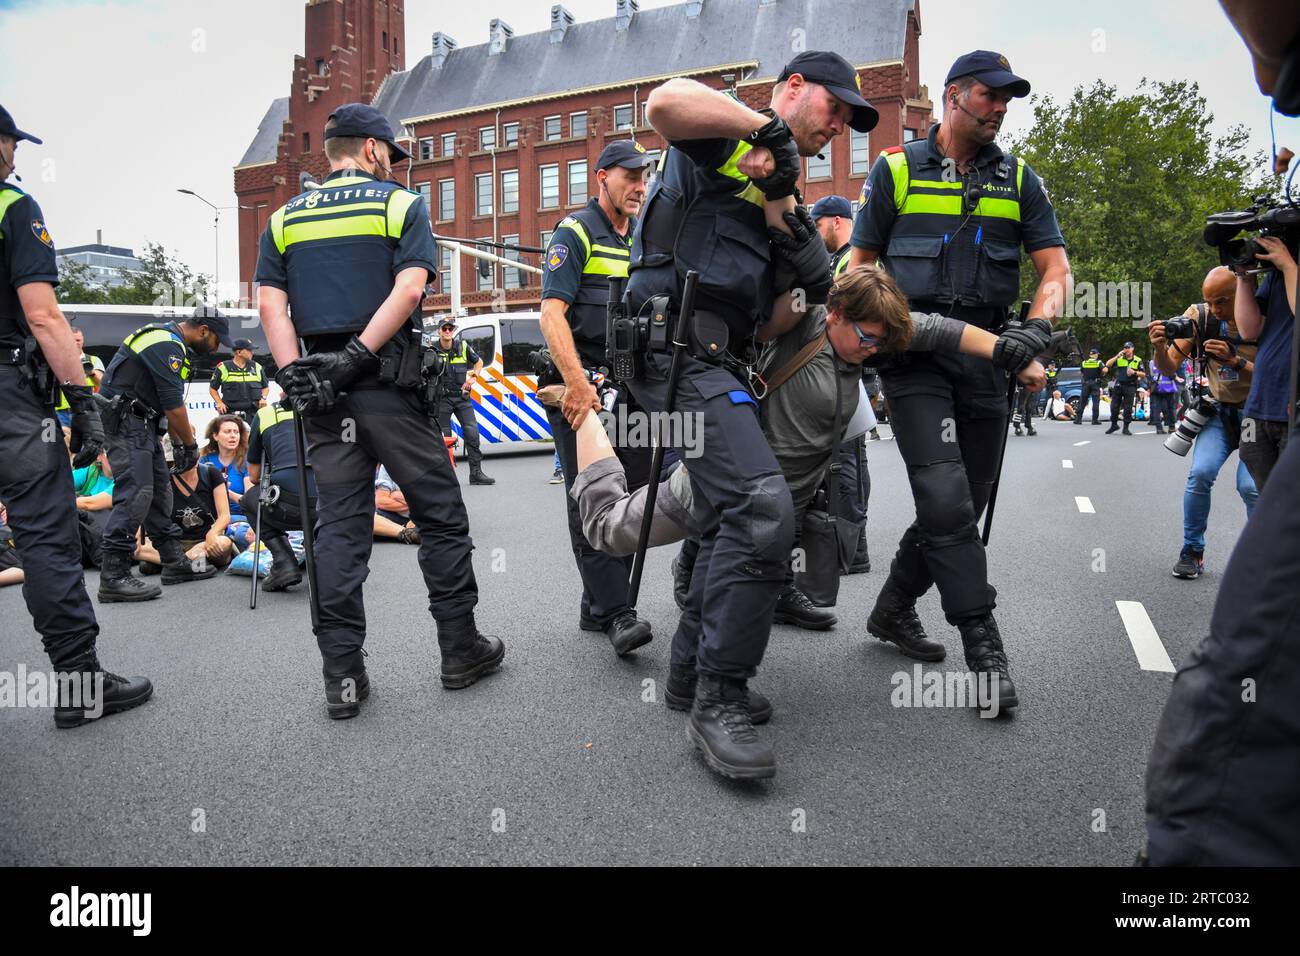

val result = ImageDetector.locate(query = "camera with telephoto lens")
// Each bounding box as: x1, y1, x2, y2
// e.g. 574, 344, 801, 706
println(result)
1164, 396, 1218, 457
1203, 196, 1300, 274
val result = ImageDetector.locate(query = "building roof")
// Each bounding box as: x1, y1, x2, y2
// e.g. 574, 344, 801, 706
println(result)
57, 244, 139, 259
238, 0, 911, 164
381, 0, 910, 125
238, 97, 290, 167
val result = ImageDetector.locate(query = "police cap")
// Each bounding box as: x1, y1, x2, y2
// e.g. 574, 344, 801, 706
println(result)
945, 51, 1031, 98
232, 338, 254, 352
810, 195, 853, 221
777, 51, 879, 133
0, 103, 42, 144
191, 306, 233, 347
597, 140, 657, 172
325, 103, 411, 162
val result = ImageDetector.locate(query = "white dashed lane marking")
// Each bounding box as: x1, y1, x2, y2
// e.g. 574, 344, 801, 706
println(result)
1073, 440, 1091, 446
1075, 496, 1095, 513
1062, 459, 1073, 469
1116, 601, 1175, 672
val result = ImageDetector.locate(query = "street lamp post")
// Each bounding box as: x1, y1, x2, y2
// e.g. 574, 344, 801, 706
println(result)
178, 188, 220, 304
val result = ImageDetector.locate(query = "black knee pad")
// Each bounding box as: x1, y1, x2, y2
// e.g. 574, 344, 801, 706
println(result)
909, 459, 978, 541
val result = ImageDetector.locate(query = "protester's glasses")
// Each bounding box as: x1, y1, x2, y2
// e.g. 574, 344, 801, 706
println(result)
852, 324, 881, 350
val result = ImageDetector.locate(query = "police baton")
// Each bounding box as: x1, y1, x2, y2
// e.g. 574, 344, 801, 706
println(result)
627, 270, 700, 609
249, 448, 268, 610
981, 300, 1031, 546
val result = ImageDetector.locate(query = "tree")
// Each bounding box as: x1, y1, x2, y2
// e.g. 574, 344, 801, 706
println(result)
1010, 79, 1273, 359
54, 241, 212, 307
54, 259, 108, 305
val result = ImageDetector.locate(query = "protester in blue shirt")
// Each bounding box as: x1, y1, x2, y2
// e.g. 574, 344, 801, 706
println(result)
199, 414, 252, 546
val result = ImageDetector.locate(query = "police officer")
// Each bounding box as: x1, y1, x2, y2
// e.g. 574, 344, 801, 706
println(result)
208, 337, 268, 421
627, 51, 875, 778
812, 194, 873, 574
53, 326, 104, 429
848, 51, 1071, 710
1075, 346, 1105, 424
257, 103, 502, 718
432, 318, 493, 485
98, 306, 227, 599
540, 139, 657, 656
0, 103, 151, 727
245, 400, 313, 592
1105, 341, 1145, 434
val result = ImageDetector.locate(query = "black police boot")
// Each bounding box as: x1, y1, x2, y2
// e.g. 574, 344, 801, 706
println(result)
605, 609, 653, 656
260, 535, 302, 592
1122, 424, 1132, 435
1073, 418, 1082, 425
867, 578, 946, 661
437, 612, 505, 689
322, 649, 370, 720
97, 550, 162, 603
688, 674, 776, 780
468, 464, 496, 485
1026, 422, 1037, 436
773, 584, 838, 630
670, 545, 695, 611
1013, 422, 1023, 436
53, 646, 153, 729
158, 538, 218, 585
665, 664, 772, 723
844, 527, 871, 575
1155, 426, 1165, 435
1105, 422, 1120, 434
957, 615, 1019, 713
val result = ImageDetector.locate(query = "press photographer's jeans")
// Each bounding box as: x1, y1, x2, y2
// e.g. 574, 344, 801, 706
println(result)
1184, 410, 1257, 551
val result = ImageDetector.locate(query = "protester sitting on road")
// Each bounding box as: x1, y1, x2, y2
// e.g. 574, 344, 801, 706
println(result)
73, 450, 115, 517
374, 465, 421, 544
137, 460, 234, 572
0, 502, 22, 588
1043, 390, 1074, 420
200, 414, 251, 526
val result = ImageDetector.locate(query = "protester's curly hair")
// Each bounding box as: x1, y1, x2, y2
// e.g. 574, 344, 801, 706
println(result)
202, 414, 249, 469
827, 265, 913, 353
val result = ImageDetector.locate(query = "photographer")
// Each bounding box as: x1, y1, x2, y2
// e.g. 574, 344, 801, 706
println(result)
1149, 266, 1258, 579
1232, 235, 1296, 490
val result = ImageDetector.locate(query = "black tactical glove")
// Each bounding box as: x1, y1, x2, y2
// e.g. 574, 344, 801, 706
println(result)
171, 441, 200, 475
277, 335, 380, 415
769, 206, 833, 304
992, 318, 1053, 373
62, 384, 105, 469
745, 115, 801, 200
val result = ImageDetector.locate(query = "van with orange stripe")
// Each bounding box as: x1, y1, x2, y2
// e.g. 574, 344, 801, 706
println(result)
425, 311, 555, 454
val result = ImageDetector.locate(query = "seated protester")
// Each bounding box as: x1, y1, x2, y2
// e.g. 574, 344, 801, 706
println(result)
374, 465, 421, 544
0, 502, 23, 588
553, 268, 1046, 567
73, 450, 115, 518
200, 413, 251, 524
137, 460, 234, 573
244, 402, 316, 591
1043, 390, 1075, 421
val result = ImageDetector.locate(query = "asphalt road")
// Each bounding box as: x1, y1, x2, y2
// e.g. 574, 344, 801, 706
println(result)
0, 416, 1249, 866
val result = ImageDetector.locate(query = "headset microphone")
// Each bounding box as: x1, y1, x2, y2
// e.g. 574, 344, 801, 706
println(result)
954, 99, 998, 127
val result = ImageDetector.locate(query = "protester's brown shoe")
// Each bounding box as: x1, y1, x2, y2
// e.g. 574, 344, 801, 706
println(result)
536, 385, 566, 408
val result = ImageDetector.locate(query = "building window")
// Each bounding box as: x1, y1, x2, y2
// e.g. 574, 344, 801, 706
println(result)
502, 122, 519, 147
851, 129, 870, 175
613, 105, 633, 130
570, 111, 588, 138
439, 245, 453, 292
475, 173, 493, 216
441, 132, 456, 156
502, 234, 525, 288
851, 200, 862, 219
314, 58, 326, 75
500, 169, 519, 215
807, 151, 831, 180
438, 179, 455, 221
419, 137, 434, 161
476, 238, 495, 291
302, 132, 310, 153
903, 128, 918, 142
540, 229, 554, 252
382, 31, 388, 51
568, 160, 588, 206
417, 181, 432, 209
393, 36, 398, 57
543, 115, 562, 141
641, 102, 651, 128
479, 127, 496, 151
540, 165, 560, 209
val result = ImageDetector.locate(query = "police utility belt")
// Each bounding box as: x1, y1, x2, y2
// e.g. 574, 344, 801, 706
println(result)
0, 337, 57, 402
355, 327, 448, 408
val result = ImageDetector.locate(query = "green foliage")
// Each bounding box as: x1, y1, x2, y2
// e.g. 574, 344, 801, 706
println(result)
55, 241, 213, 307
1010, 79, 1274, 357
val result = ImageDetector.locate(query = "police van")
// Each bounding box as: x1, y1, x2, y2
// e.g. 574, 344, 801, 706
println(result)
60, 303, 555, 453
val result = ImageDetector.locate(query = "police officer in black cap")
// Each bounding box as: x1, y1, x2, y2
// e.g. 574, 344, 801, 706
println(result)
431, 317, 493, 485
208, 337, 268, 422
1104, 340, 1145, 435
0, 102, 152, 727
97, 306, 227, 600
848, 51, 1071, 710
1075, 346, 1106, 424
258, 103, 502, 718
541, 139, 657, 656
627, 51, 876, 779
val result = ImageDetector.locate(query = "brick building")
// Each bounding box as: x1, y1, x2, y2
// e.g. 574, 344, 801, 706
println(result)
235, 0, 933, 312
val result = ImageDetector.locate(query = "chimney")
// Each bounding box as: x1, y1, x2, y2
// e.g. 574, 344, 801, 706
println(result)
96, 228, 102, 246
432, 32, 457, 69
488, 18, 513, 55
550, 5, 575, 43
615, 0, 638, 32
685, 0, 704, 16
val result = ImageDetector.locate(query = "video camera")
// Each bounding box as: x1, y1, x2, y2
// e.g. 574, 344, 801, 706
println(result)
1203, 196, 1300, 274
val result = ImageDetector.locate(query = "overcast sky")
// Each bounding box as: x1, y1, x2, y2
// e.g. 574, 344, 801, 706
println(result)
2, 0, 1296, 299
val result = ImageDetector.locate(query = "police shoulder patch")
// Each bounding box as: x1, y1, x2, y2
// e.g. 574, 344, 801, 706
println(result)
168, 354, 184, 374
859, 181, 872, 203
31, 219, 53, 247
547, 245, 570, 271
